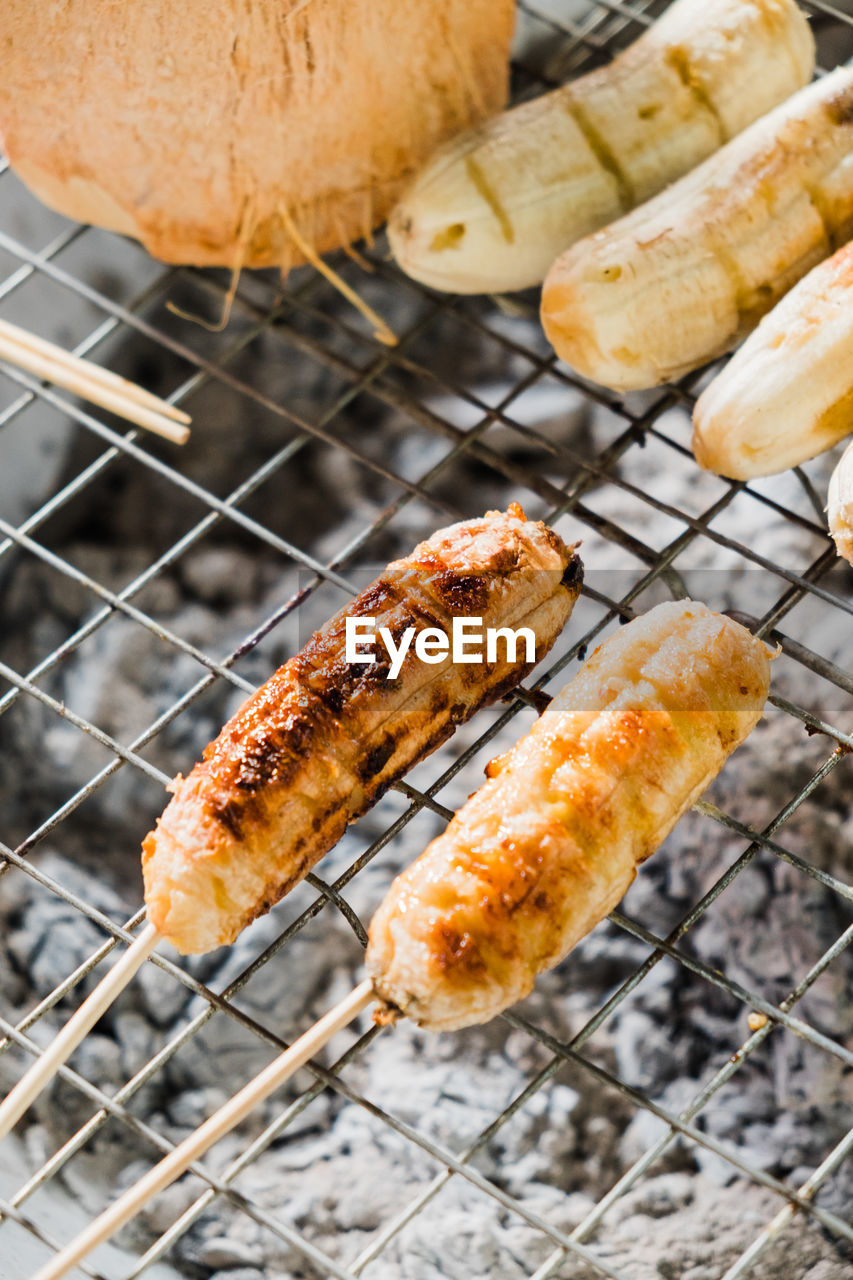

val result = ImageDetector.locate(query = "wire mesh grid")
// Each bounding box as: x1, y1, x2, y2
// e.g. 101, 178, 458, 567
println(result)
0, 2, 852, 1278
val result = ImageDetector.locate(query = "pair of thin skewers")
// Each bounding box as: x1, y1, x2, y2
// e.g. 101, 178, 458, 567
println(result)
0, 513, 772, 1279
0, 316, 190, 443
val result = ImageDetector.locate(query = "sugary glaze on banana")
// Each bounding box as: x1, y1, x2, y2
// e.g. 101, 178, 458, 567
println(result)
143, 507, 582, 954
367, 602, 771, 1032
388, 0, 813, 294
542, 66, 853, 391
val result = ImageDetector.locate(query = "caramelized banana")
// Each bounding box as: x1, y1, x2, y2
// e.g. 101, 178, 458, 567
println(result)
143, 507, 581, 953
368, 602, 771, 1031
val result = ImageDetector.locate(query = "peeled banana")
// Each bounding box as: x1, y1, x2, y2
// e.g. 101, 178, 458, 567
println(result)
828, 443, 853, 566
541, 66, 853, 392
693, 243, 853, 480
387, 0, 814, 295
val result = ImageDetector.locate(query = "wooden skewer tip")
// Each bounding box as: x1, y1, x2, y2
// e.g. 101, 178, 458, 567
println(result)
0, 923, 160, 1146
0, 322, 191, 443
30, 978, 376, 1280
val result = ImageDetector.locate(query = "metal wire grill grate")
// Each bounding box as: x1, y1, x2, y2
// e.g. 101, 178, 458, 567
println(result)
1, 3, 852, 1278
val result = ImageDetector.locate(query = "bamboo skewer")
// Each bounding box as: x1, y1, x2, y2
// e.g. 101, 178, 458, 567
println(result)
0, 319, 192, 425
0, 923, 161, 1144
0, 318, 191, 444
31, 979, 376, 1280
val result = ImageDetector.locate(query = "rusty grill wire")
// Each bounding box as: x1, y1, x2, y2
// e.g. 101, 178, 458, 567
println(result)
0, 2, 852, 1277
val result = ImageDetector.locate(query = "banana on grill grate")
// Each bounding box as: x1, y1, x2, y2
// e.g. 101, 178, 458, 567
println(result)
541, 65, 853, 391
143, 507, 582, 955
387, 0, 814, 294
693, 242, 853, 480
368, 601, 773, 1032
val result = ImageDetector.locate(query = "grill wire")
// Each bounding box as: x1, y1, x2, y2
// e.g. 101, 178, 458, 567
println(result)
1, 2, 852, 1277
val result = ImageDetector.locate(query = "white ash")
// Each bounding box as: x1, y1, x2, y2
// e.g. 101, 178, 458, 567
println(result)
1, 185, 852, 1280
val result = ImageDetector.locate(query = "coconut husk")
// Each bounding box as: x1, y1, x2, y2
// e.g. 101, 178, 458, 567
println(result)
0, 0, 514, 270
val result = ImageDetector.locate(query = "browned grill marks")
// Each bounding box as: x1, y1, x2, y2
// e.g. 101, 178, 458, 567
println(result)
803, 179, 841, 253
711, 233, 759, 331
433, 926, 486, 977
563, 92, 633, 211
664, 44, 726, 144
344, 579, 402, 618
211, 794, 251, 839
560, 553, 584, 591
825, 86, 853, 128
464, 155, 515, 243
360, 739, 397, 781
143, 510, 582, 953
431, 571, 490, 613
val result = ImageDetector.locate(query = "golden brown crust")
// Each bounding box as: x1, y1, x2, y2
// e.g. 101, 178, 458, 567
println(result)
142, 508, 582, 953
0, 0, 514, 269
366, 602, 772, 1032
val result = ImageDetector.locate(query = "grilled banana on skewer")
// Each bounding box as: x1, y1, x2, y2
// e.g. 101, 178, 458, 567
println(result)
541, 66, 853, 392
368, 601, 772, 1031
0, 506, 581, 1152
387, 0, 814, 295
693, 242, 853, 479
144, 506, 582, 954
